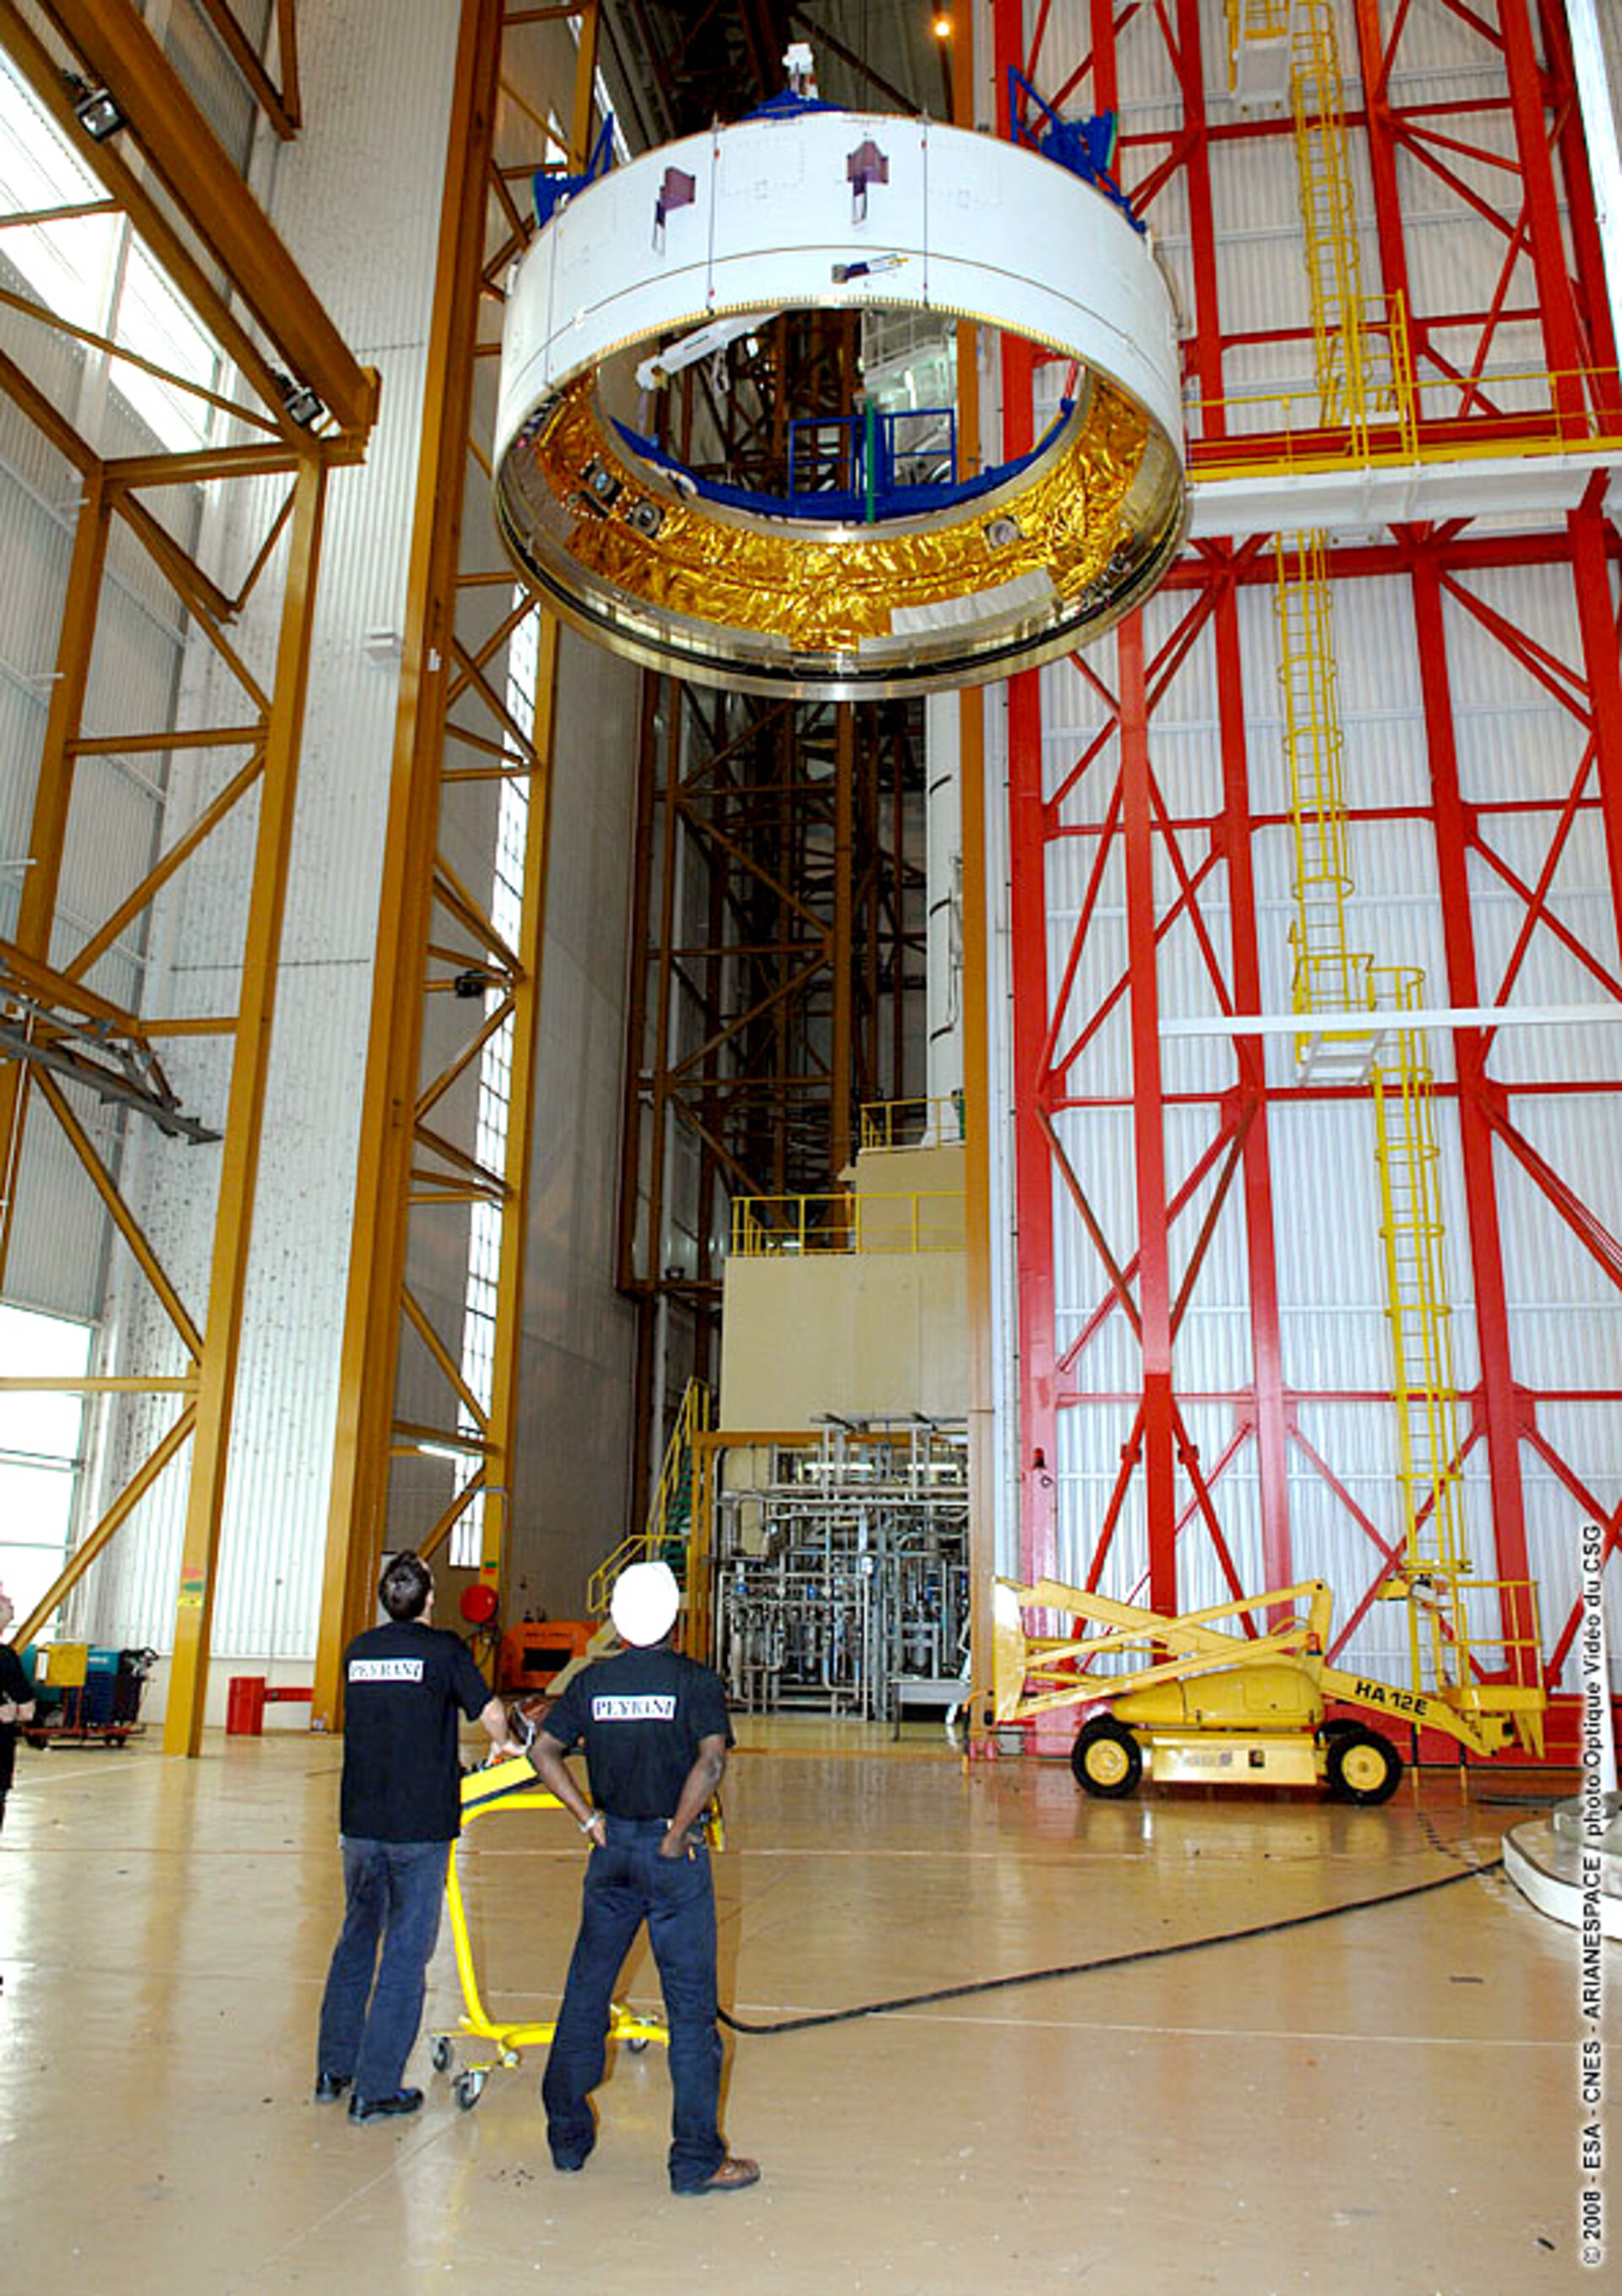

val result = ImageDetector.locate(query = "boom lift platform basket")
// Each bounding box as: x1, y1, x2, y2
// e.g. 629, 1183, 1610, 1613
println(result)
428, 1755, 668, 2109
993, 1575, 1546, 1802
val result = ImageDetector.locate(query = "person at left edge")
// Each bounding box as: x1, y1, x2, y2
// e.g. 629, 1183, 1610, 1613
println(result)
315, 1551, 520, 2123
0, 1581, 37, 1835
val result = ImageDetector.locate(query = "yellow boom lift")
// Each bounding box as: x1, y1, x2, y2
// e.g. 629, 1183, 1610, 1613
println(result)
993, 1577, 1545, 1802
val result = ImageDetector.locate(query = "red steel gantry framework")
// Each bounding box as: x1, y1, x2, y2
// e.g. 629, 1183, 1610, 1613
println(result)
990, 0, 1621, 1749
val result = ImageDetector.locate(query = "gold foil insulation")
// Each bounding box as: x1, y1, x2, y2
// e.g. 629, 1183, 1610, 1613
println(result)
516, 376, 1152, 657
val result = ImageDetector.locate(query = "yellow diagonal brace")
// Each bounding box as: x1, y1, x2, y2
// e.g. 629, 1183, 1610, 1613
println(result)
34, 1072, 203, 1360
12, 1404, 196, 1650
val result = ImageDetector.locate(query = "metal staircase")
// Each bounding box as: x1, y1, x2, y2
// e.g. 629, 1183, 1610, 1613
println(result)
586, 1377, 713, 1622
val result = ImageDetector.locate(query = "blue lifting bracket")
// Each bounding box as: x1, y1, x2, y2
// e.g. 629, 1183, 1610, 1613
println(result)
1005, 67, 1146, 235
533, 113, 615, 230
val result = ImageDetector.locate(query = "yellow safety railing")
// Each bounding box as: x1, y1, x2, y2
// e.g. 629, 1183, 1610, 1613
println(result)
1227, 0, 1294, 48
857, 1093, 967, 1152
1187, 356, 1622, 483
586, 1377, 713, 1618
730, 1191, 965, 1257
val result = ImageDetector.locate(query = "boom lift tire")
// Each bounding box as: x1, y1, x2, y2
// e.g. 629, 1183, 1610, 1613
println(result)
1071, 1715, 1144, 1798
1325, 1723, 1403, 1805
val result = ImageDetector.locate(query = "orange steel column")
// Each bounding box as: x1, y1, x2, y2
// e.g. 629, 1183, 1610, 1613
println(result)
314, 0, 507, 1723
314, 2, 599, 1718
476, 10, 602, 1610
164, 452, 329, 1753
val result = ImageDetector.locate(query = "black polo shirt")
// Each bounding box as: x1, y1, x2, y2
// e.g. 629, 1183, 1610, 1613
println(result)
544, 1645, 732, 1819
0, 1642, 30, 1747
339, 1620, 492, 1842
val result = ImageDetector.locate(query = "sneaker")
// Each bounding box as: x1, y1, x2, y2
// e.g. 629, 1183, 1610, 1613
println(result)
348, 2086, 424, 2124
313, 2072, 352, 2103
675, 2155, 760, 2195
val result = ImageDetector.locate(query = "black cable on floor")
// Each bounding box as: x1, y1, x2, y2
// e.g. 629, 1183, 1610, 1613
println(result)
718, 1852, 1505, 2036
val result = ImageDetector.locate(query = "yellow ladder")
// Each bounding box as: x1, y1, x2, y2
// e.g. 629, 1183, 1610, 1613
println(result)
1290, 0, 1412, 452
1368, 970, 1472, 1683
1276, 531, 1376, 1077
1272, 8, 1525, 1715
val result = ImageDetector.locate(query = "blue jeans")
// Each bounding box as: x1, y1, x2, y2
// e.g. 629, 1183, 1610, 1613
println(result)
542, 1817, 725, 2191
317, 1835, 449, 2100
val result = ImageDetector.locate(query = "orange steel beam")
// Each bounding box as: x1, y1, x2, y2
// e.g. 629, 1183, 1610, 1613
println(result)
192, 0, 301, 139
314, 0, 514, 1723
11, 1404, 199, 1651
63, 746, 268, 984
0, 2, 305, 434
315, 0, 601, 1719
33, 1073, 204, 1361
163, 453, 328, 1754
22, 0, 375, 433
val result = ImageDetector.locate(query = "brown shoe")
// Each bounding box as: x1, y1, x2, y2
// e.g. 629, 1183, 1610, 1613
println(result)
677, 2155, 760, 2195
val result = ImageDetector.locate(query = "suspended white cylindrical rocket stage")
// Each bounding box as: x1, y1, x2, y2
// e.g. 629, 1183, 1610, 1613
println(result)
493, 106, 1186, 699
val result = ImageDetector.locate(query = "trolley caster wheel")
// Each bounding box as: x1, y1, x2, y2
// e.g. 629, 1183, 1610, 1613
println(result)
454, 2070, 486, 2111
626, 2036, 650, 2054
429, 2036, 454, 2075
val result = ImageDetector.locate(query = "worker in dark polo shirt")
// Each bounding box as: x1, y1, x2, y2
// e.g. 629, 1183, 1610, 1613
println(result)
527, 1559, 759, 2195
315, 1551, 517, 2124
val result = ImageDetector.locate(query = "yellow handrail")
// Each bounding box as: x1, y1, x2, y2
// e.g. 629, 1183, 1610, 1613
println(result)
1188, 357, 1620, 481
857, 1093, 967, 1152
730, 1190, 965, 1256
585, 1377, 713, 1618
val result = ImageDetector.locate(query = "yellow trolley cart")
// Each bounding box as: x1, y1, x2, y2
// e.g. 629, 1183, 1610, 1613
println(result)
430, 1755, 668, 2110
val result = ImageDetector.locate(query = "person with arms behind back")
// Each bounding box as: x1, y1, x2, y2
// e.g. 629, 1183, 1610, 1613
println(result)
315, 1550, 518, 2122
527, 1558, 759, 2195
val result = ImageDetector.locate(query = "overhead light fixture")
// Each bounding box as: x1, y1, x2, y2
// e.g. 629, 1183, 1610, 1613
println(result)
933, 13, 954, 40
66, 74, 125, 142
274, 369, 324, 428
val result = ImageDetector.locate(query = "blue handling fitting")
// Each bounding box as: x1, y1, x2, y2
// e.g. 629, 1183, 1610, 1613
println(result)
533, 114, 615, 230
1005, 68, 1144, 236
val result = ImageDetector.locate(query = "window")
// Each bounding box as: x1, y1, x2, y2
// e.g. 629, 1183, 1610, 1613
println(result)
449, 602, 536, 1568
0, 52, 220, 449
0, 1302, 92, 1627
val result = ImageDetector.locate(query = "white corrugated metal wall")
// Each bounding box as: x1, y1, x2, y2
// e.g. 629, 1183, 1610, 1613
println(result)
983, 0, 1620, 1691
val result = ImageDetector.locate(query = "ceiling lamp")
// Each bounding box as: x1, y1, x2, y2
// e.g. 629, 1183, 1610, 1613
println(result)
493, 102, 1185, 698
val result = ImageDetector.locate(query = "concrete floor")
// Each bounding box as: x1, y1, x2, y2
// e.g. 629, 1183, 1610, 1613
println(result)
0, 1718, 1607, 2293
